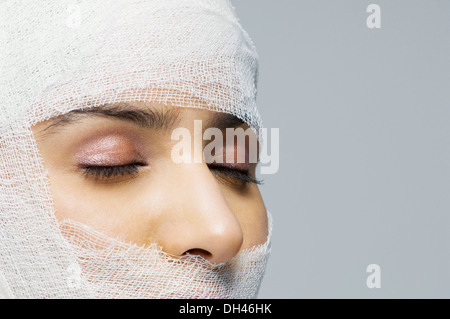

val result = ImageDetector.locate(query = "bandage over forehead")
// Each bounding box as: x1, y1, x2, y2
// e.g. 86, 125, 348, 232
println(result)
1, 0, 261, 130
0, 0, 270, 298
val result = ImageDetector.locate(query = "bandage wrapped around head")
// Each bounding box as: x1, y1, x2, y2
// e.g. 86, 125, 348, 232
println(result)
0, 0, 270, 298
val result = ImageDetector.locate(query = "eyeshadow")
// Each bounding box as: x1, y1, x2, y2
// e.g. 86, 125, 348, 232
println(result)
205, 142, 250, 170
74, 130, 146, 166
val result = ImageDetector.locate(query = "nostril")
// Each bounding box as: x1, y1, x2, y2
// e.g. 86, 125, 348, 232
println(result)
184, 248, 212, 260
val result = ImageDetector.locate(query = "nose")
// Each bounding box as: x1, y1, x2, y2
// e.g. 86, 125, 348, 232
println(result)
155, 164, 244, 264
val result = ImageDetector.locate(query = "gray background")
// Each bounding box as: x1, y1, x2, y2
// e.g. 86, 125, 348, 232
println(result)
232, 0, 450, 298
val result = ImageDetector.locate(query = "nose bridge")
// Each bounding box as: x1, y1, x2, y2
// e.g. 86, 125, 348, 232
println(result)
158, 163, 244, 264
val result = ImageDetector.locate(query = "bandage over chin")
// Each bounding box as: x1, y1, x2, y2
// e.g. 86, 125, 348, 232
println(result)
0, 0, 267, 298
59, 213, 272, 299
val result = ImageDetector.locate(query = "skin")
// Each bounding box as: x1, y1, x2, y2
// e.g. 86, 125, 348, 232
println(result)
31, 101, 268, 265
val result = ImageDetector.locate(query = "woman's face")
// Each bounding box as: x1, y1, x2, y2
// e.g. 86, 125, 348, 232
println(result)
31, 101, 268, 265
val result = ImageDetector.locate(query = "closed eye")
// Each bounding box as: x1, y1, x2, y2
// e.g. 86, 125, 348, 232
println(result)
80, 163, 146, 181
208, 164, 263, 186
79, 162, 262, 187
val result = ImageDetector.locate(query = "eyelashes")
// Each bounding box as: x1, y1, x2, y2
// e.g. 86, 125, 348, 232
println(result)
80, 163, 144, 181
208, 165, 263, 186
80, 162, 262, 186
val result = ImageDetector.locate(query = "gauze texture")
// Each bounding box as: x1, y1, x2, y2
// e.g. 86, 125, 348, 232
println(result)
0, 0, 269, 298
60, 214, 271, 299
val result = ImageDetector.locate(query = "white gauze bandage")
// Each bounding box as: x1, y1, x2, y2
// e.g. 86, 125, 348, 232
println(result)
0, 0, 270, 298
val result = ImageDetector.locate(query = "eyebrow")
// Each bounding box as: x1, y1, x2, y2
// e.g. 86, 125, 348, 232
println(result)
41, 102, 246, 134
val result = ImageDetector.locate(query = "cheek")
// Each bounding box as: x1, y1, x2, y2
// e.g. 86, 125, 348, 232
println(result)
47, 170, 153, 244
222, 185, 268, 248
